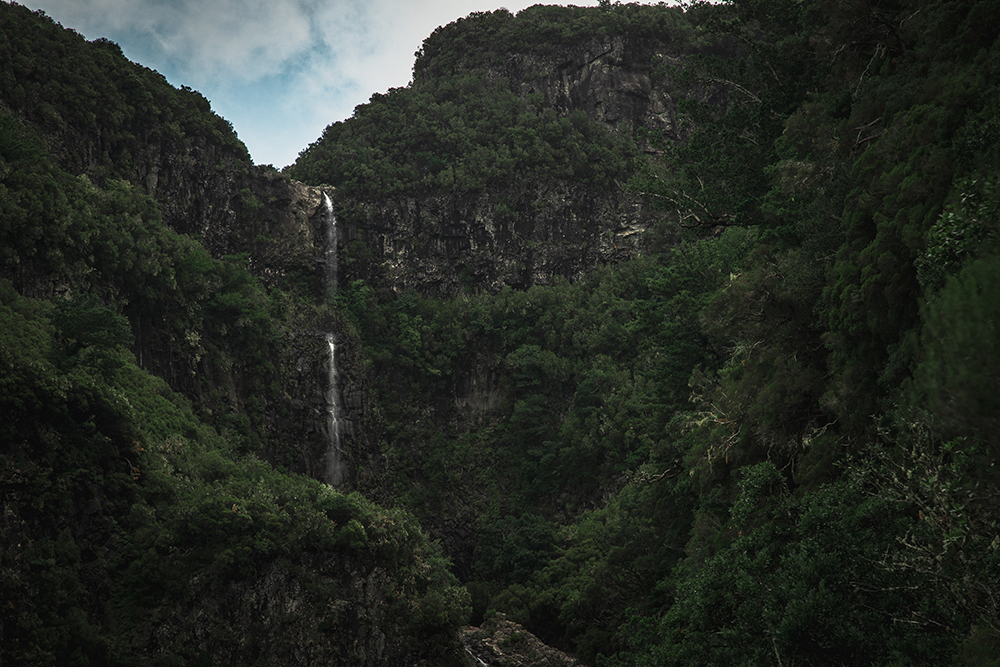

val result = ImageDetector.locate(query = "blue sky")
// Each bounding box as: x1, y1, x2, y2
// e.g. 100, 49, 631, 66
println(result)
20, 0, 674, 169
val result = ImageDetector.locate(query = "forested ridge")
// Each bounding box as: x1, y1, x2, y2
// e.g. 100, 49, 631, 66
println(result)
3, 0, 1000, 665
294, 0, 1000, 664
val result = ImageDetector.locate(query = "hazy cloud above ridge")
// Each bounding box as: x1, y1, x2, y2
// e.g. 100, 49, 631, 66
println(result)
32, 0, 327, 83
20, 0, 671, 167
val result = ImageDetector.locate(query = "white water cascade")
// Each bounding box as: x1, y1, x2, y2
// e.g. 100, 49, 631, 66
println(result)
320, 193, 346, 487
323, 192, 339, 299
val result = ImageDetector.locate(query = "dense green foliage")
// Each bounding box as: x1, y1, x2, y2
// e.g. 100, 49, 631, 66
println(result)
341, 224, 748, 499
6, 0, 1000, 664
0, 107, 281, 446
412, 4, 705, 78
1, 4, 470, 664
0, 4, 247, 178
606, 0, 1000, 663
0, 278, 469, 664
289, 73, 637, 198
295, 1, 1000, 665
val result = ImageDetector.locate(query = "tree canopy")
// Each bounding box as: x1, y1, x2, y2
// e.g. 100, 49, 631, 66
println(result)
4, 0, 1000, 664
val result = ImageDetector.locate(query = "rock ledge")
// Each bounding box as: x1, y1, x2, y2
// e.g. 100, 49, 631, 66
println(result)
462, 613, 579, 667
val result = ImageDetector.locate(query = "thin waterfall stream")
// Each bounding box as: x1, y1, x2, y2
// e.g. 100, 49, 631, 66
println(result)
321, 192, 346, 487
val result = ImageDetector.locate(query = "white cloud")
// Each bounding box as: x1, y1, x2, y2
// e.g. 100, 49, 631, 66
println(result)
153, 1, 313, 81
30, 0, 318, 83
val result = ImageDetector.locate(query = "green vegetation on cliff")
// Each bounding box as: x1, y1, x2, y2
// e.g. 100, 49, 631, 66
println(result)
289, 74, 636, 198
411, 3, 706, 77
0, 4, 247, 177
0, 283, 468, 663
295, 1, 1000, 664
4, 0, 1000, 665
1, 4, 469, 665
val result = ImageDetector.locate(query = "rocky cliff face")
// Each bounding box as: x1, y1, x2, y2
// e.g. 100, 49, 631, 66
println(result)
118, 160, 386, 492
337, 182, 652, 296
487, 35, 689, 148
327, 33, 722, 297
275, 315, 384, 489
463, 613, 580, 667
175, 181, 386, 489
269, 31, 716, 522
138, 151, 322, 288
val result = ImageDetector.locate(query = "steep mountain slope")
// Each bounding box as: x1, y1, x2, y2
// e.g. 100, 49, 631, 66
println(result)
289, 4, 732, 296
0, 4, 469, 665
292, 1, 1000, 665
286, 0, 741, 598
0, 1, 374, 484
5, 0, 1000, 665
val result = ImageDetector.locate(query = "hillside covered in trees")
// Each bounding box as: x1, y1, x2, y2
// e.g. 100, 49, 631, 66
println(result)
3, 0, 1000, 665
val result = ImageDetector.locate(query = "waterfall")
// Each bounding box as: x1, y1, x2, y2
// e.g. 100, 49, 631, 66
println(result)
323, 192, 338, 300
324, 332, 346, 486
465, 646, 490, 667
320, 193, 346, 487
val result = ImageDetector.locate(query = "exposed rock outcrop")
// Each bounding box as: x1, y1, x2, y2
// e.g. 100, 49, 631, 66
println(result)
274, 320, 383, 489
327, 34, 724, 297
488, 36, 688, 148
463, 614, 580, 667
337, 183, 652, 296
